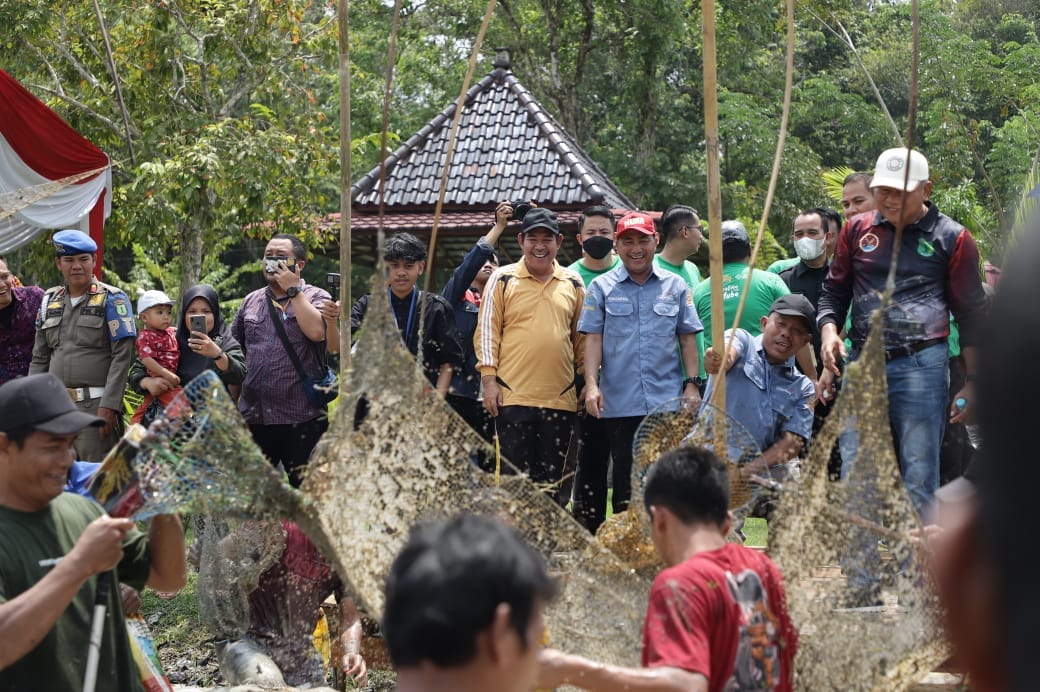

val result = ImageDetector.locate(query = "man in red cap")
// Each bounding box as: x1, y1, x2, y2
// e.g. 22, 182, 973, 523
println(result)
576, 211, 703, 531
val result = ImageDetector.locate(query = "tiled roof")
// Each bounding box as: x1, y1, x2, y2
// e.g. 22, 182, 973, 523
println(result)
351, 55, 635, 212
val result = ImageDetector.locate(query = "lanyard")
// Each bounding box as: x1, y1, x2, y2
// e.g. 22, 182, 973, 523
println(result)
388, 286, 419, 343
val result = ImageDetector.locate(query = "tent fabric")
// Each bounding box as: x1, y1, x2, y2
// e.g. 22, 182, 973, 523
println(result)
0, 69, 111, 259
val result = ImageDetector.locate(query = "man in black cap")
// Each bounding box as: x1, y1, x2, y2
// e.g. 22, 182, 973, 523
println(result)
30, 229, 137, 461
474, 207, 585, 492
702, 294, 817, 489
0, 373, 186, 690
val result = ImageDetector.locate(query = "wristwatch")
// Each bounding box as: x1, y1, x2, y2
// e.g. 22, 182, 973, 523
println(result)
683, 376, 705, 389
285, 286, 300, 299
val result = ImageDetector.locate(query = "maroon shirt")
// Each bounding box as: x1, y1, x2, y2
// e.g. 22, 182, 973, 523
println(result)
246, 522, 341, 685
0, 285, 44, 384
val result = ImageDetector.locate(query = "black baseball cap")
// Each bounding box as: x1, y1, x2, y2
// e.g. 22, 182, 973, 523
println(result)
769, 294, 816, 331
520, 207, 561, 235
0, 374, 104, 435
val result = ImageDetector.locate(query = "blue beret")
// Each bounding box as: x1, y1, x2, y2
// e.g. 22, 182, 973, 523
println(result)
53, 230, 97, 256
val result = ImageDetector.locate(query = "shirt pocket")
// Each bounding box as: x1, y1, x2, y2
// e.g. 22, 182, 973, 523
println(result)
74, 315, 106, 347
604, 301, 634, 337
651, 301, 680, 335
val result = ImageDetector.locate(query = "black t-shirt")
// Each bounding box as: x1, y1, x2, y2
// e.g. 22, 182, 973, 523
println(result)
780, 260, 830, 373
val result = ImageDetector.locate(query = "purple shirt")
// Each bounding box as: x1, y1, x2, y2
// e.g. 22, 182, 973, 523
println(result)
0, 285, 44, 384
232, 281, 331, 425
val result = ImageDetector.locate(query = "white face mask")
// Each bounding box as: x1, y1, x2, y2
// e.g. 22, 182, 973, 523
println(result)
793, 236, 825, 261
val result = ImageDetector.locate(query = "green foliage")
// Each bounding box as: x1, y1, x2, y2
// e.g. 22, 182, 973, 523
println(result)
822, 166, 856, 206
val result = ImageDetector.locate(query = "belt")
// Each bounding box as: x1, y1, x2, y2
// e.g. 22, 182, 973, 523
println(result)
67, 386, 106, 403
884, 337, 946, 361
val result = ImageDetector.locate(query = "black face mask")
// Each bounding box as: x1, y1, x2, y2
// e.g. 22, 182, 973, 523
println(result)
582, 235, 614, 260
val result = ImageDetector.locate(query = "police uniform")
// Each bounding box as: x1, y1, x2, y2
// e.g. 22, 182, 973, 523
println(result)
28, 231, 136, 460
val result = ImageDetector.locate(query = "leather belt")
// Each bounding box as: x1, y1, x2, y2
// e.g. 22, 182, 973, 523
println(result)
66, 386, 106, 403
884, 337, 946, 361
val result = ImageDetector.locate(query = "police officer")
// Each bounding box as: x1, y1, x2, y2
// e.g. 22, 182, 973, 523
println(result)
29, 230, 136, 460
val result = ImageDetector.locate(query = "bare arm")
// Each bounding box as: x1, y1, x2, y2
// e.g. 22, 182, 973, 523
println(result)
435, 362, 452, 397
144, 515, 187, 593
339, 596, 368, 687
583, 333, 604, 417
140, 356, 179, 385
538, 649, 707, 692
0, 516, 134, 669
743, 431, 805, 478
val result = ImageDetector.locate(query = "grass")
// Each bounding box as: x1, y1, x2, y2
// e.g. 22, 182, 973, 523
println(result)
742, 517, 768, 548
139, 572, 221, 687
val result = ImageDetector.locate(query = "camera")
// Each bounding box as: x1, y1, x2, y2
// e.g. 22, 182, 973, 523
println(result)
327, 272, 341, 292
509, 199, 532, 221
189, 315, 207, 334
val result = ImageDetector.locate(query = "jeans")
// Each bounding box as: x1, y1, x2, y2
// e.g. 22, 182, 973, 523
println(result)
839, 341, 948, 593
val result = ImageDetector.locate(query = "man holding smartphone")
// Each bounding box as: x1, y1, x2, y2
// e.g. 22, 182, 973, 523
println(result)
232, 234, 334, 488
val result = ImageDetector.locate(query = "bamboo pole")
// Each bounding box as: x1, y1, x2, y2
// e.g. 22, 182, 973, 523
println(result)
702, 0, 725, 417
337, 0, 351, 371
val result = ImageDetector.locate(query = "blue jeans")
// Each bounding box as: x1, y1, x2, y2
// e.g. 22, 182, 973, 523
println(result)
840, 341, 948, 517
839, 341, 948, 593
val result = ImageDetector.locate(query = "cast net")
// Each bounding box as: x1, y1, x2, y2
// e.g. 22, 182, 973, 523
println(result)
117, 270, 946, 689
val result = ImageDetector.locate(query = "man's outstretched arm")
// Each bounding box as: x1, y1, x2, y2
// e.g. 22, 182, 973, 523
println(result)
537, 649, 707, 692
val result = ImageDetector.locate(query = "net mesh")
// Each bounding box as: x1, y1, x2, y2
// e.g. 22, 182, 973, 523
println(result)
135, 270, 947, 688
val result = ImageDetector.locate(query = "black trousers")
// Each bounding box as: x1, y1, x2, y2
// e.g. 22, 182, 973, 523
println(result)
572, 415, 642, 533
447, 393, 495, 471
250, 417, 329, 488
495, 405, 575, 489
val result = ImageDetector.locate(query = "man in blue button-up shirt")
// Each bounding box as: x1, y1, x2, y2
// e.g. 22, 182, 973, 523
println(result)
577, 212, 703, 532
703, 295, 816, 500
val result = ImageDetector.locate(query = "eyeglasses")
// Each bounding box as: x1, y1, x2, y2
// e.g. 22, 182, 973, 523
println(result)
683, 224, 704, 234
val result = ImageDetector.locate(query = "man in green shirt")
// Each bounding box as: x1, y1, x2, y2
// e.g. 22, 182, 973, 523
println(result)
0, 373, 187, 691
693, 220, 791, 350
567, 204, 620, 285
654, 204, 707, 383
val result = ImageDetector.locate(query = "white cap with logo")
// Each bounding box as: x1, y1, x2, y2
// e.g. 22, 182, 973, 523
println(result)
870, 147, 930, 192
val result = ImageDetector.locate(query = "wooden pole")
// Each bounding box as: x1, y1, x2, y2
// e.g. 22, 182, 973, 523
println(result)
702, 0, 725, 415
337, 0, 351, 370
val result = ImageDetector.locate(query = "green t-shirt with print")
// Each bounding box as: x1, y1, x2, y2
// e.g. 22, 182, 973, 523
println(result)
692, 261, 791, 349
654, 255, 706, 379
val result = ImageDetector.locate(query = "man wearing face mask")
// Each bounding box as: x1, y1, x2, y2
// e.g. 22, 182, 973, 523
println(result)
779, 208, 836, 374
567, 205, 619, 284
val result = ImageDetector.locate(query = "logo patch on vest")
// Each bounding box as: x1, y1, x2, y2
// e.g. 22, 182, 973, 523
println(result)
859, 232, 880, 253
916, 238, 935, 257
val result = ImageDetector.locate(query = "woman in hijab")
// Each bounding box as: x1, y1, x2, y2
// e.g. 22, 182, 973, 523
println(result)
129, 284, 246, 420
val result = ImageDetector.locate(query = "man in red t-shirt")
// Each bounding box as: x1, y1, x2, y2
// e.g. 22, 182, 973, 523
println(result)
538, 446, 798, 691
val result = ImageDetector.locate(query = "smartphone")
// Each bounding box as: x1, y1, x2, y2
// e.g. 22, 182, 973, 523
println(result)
189, 315, 207, 334
327, 272, 341, 292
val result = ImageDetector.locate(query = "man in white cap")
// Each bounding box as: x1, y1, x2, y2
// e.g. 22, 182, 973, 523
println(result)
29, 230, 137, 460
817, 147, 988, 605
0, 373, 186, 690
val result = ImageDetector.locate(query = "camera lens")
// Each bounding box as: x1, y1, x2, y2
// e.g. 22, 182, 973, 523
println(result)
510, 200, 532, 221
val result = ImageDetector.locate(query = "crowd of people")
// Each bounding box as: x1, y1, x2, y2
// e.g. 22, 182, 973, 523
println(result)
0, 142, 1013, 690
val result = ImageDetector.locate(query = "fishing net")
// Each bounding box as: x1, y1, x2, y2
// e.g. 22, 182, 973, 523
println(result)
769, 304, 945, 690
106, 264, 947, 688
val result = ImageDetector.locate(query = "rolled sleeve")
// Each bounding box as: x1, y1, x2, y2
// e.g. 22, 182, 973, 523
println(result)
577, 279, 606, 334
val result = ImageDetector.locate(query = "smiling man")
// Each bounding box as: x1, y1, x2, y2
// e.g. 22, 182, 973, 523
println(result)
577, 211, 703, 531
475, 207, 585, 491
29, 230, 136, 461
0, 372, 186, 690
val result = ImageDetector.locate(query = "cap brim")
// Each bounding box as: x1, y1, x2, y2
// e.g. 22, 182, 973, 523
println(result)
32, 410, 105, 435
869, 175, 922, 192
772, 308, 814, 329
521, 226, 561, 235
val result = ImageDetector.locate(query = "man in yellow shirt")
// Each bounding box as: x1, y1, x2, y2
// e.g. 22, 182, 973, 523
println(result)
475, 208, 585, 491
